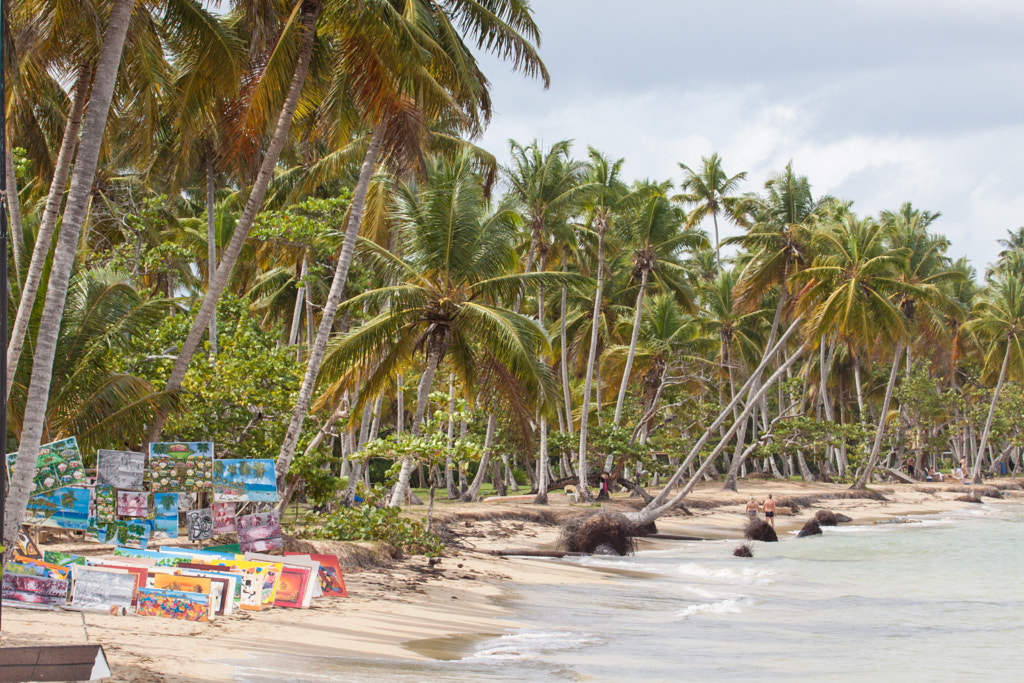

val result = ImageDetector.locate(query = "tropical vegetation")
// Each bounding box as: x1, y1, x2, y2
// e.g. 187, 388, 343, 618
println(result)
3, 0, 1022, 554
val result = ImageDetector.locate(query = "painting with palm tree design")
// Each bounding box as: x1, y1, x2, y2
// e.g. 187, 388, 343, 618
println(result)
212, 459, 278, 502
24, 486, 91, 529
151, 493, 179, 540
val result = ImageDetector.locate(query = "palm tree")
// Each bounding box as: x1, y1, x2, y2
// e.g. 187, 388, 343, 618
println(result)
4, 0, 138, 555
574, 148, 628, 500
316, 154, 563, 507
611, 186, 706, 426
963, 273, 1024, 482
675, 153, 747, 271
264, 0, 550, 492
791, 214, 915, 489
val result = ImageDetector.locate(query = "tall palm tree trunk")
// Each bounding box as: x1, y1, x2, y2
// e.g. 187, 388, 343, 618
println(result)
147, 0, 323, 445
559, 272, 573, 435
853, 340, 904, 489
576, 216, 607, 502
6, 61, 93, 395
3, 0, 134, 555
288, 255, 307, 347
206, 153, 218, 355
274, 122, 384, 490
461, 413, 496, 502
971, 340, 1012, 484
6, 144, 23, 279
711, 210, 721, 271
613, 268, 648, 426
534, 415, 549, 503
389, 339, 443, 507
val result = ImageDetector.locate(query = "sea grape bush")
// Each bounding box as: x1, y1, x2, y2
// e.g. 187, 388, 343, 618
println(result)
303, 505, 443, 556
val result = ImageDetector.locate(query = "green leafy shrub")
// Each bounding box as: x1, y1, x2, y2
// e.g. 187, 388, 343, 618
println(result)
301, 504, 443, 556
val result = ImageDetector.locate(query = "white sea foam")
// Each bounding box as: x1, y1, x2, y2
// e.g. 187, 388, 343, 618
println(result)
675, 562, 776, 585
681, 584, 740, 600
677, 598, 747, 619
469, 630, 602, 662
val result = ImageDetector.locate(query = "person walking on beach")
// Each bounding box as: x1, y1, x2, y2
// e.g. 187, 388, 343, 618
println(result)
745, 498, 760, 520
763, 494, 777, 529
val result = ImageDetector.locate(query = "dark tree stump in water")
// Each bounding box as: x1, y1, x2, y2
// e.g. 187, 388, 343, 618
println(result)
744, 519, 778, 542
797, 518, 822, 537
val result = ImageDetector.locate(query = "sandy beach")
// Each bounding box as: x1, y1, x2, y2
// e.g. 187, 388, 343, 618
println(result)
2, 478, 1020, 682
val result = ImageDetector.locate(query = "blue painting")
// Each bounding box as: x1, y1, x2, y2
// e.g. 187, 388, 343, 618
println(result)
25, 487, 91, 530
89, 519, 152, 549
212, 459, 278, 502
152, 493, 179, 540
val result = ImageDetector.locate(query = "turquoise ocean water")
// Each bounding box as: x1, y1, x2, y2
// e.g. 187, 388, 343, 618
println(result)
224, 501, 1024, 681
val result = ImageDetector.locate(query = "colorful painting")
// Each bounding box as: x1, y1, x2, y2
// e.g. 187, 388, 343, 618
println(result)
172, 571, 233, 615
211, 502, 236, 534
7, 437, 86, 495
96, 449, 146, 489
186, 508, 214, 541
149, 442, 214, 493
206, 560, 281, 610
112, 548, 195, 567
1, 572, 68, 607
117, 491, 149, 518
5, 559, 71, 581
25, 487, 91, 530
152, 572, 212, 596
286, 552, 348, 597
71, 566, 136, 611
151, 493, 179, 540
177, 564, 243, 610
212, 459, 278, 502
16, 526, 43, 560
94, 487, 117, 525
236, 511, 282, 553
90, 519, 151, 549
272, 567, 310, 609
135, 587, 210, 622
44, 551, 88, 568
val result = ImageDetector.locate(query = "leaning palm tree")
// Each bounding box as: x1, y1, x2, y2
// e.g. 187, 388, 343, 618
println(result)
315, 155, 565, 507
963, 273, 1024, 482
675, 152, 747, 271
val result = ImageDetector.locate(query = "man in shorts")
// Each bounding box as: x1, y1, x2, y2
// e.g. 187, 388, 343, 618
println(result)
763, 494, 777, 528
745, 498, 760, 520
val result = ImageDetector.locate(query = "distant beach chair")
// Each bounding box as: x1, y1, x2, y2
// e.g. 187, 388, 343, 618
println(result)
564, 485, 578, 503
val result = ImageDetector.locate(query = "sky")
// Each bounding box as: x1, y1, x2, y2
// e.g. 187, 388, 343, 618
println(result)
473, 0, 1024, 273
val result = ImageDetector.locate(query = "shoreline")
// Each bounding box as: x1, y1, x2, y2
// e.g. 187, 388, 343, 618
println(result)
1, 479, 1021, 681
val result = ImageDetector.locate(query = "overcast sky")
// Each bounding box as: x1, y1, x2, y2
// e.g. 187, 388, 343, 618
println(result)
474, 0, 1024, 272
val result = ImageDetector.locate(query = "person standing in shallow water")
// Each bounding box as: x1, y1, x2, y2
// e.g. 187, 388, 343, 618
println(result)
745, 498, 760, 520
763, 494, 776, 528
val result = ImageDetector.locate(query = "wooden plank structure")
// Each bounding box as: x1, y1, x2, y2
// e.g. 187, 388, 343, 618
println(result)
0, 645, 111, 682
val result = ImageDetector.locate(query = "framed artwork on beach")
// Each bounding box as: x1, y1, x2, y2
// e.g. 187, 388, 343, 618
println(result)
71, 566, 136, 612
212, 459, 278, 502
286, 552, 348, 597
149, 442, 214, 493
24, 487, 91, 530
95, 449, 146, 489
236, 511, 283, 553
1, 571, 68, 608
117, 491, 149, 518
87, 563, 148, 606
186, 508, 215, 541
211, 502, 236, 534
151, 493, 179, 540
152, 572, 212, 597
135, 587, 210, 622
7, 436, 86, 495
272, 566, 310, 609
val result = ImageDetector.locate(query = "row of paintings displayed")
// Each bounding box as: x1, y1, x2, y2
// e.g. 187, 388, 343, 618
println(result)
1, 547, 348, 622
26, 489, 284, 553
9, 438, 278, 500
